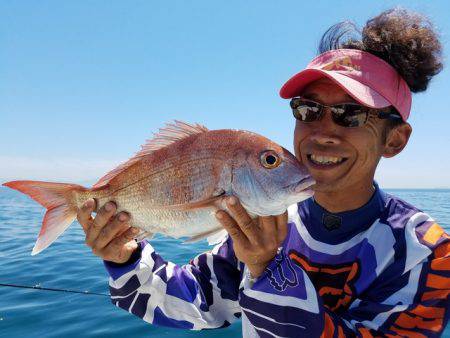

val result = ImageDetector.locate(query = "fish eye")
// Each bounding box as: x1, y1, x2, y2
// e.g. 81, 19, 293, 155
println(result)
260, 151, 281, 169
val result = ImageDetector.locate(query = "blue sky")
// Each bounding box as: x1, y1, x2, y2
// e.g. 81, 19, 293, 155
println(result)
0, 1, 449, 188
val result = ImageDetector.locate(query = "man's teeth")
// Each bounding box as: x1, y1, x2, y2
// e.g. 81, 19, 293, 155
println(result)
310, 154, 344, 165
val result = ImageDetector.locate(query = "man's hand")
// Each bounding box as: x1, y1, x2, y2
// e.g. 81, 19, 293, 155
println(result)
77, 199, 140, 263
215, 196, 288, 278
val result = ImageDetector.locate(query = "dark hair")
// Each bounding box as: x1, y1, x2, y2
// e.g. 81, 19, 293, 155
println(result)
318, 8, 443, 134
319, 8, 443, 93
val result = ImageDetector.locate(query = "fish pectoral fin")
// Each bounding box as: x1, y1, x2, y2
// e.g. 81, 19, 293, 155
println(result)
212, 188, 226, 197
162, 193, 226, 211
206, 229, 228, 245
183, 227, 227, 244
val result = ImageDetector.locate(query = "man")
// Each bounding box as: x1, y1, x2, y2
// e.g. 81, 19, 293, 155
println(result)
78, 9, 449, 337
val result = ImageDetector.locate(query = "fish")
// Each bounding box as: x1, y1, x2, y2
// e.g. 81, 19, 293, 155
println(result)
2, 121, 315, 255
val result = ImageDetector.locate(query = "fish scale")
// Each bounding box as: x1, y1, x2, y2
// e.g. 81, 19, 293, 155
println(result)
108, 158, 225, 205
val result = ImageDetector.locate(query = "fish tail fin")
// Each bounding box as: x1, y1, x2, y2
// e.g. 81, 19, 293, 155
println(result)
2, 180, 87, 255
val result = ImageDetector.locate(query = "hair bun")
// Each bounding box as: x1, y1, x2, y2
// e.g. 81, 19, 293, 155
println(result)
362, 8, 443, 93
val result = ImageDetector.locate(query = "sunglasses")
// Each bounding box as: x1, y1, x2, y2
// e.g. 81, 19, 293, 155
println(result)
290, 97, 403, 128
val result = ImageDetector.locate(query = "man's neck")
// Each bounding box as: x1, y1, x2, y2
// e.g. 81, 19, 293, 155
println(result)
313, 184, 376, 213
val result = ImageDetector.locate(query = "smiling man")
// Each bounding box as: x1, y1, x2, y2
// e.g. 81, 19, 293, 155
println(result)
78, 8, 449, 337
290, 76, 407, 214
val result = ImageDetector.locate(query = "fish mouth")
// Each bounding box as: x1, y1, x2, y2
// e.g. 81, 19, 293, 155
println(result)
289, 176, 316, 194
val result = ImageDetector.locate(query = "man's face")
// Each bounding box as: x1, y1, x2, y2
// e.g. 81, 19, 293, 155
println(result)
293, 78, 387, 194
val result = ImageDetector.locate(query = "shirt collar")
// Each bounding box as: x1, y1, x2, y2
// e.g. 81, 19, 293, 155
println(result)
297, 182, 387, 244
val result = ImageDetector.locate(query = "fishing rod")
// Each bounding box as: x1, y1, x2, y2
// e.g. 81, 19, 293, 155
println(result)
0, 283, 109, 297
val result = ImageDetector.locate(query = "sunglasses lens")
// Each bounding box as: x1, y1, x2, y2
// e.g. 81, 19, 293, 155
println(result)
291, 100, 322, 122
332, 104, 369, 127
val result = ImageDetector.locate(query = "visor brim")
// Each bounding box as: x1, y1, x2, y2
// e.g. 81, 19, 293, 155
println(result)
279, 69, 391, 109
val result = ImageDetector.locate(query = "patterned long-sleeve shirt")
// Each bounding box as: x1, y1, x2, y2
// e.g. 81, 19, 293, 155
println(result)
104, 185, 450, 337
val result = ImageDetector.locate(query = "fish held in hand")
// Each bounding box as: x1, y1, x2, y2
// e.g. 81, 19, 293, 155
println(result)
3, 121, 314, 255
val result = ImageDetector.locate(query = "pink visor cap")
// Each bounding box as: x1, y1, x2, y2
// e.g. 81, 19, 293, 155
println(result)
279, 49, 412, 121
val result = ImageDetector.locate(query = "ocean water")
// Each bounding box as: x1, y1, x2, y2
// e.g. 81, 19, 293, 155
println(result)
0, 187, 449, 337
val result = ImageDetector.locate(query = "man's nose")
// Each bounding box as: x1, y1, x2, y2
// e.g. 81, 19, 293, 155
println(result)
309, 108, 341, 145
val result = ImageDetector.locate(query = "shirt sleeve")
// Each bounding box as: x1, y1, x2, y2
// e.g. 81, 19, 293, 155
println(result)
103, 236, 243, 330
240, 232, 450, 337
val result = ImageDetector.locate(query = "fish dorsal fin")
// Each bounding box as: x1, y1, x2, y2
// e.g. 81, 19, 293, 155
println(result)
92, 120, 209, 189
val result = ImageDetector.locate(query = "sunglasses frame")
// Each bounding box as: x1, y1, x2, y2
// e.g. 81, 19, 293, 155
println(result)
290, 97, 403, 128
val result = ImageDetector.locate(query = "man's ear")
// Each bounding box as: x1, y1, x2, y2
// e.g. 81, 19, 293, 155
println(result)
382, 123, 412, 158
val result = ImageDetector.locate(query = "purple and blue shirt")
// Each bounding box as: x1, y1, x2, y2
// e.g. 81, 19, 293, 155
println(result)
104, 185, 450, 337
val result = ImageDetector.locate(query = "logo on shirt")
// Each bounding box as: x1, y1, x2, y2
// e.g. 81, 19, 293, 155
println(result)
322, 213, 342, 231
265, 250, 299, 292
289, 250, 360, 311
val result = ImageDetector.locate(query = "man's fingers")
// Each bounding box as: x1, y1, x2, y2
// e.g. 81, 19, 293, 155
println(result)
109, 227, 140, 251
259, 216, 277, 242
85, 201, 116, 247
102, 228, 139, 262
119, 240, 139, 262
77, 198, 96, 232
93, 212, 131, 251
215, 210, 249, 248
226, 197, 260, 244
276, 212, 288, 245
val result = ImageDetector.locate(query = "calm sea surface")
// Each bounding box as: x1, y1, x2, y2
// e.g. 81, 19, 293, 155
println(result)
1, 187, 449, 337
